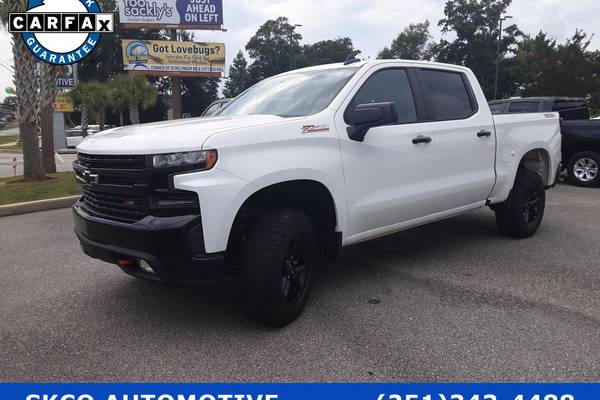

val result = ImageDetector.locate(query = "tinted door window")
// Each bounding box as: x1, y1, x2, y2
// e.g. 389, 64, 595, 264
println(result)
351, 69, 418, 123
418, 69, 475, 120
559, 107, 590, 121
508, 101, 541, 113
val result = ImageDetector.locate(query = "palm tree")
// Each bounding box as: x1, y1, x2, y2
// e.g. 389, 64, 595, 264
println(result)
39, 63, 60, 173
0, 0, 46, 180
71, 82, 99, 137
111, 75, 158, 125
109, 78, 130, 126
92, 82, 111, 131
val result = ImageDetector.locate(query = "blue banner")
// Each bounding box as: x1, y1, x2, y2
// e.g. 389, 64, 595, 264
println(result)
0, 384, 599, 400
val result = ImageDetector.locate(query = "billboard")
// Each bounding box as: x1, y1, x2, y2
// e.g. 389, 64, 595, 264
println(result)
122, 39, 225, 78
54, 92, 74, 113
56, 65, 77, 89
117, 0, 223, 30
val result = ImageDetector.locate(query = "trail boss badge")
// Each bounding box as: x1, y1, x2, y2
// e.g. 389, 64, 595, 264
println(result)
9, 0, 114, 65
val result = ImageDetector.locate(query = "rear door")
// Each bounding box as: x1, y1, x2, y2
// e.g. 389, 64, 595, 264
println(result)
337, 66, 438, 240
415, 68, 496, 212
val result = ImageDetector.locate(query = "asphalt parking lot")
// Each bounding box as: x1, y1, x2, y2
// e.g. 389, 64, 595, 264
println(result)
1, 183, 599, 382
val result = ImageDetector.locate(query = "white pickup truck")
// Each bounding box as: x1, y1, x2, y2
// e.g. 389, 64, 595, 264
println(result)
74, 60, 561, 326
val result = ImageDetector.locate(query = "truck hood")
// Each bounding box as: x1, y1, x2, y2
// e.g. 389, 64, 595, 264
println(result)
76, 115, 286, 155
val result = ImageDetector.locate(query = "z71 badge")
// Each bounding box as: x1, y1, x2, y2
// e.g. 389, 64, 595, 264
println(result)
301, 124, 330, 134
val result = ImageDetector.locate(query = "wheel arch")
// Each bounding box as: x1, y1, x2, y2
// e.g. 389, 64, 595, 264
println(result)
489, 144, 557, 205
520, 148, 552, 187
227, 179, 343, 263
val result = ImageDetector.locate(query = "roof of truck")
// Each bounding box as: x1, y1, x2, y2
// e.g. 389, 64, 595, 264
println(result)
489, 97, 588, 104
283, 59, 473, 74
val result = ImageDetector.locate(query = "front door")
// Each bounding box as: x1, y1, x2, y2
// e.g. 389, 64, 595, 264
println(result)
336, 67, 438, 242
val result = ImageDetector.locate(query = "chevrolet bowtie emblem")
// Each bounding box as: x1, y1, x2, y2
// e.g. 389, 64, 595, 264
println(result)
84, 170, 99, 185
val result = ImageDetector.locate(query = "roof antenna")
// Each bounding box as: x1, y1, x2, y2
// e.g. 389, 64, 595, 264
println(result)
344, 54, 361, 65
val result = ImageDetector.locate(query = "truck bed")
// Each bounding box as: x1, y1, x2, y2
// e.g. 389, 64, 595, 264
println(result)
489, 113, 562, 203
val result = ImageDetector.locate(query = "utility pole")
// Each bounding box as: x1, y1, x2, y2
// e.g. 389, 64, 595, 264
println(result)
289, 24, 302, 70
171, 29, 183, 120
494, 15, 512, 100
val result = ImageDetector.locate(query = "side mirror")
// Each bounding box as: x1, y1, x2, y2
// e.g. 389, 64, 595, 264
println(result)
346, 102, 398, 142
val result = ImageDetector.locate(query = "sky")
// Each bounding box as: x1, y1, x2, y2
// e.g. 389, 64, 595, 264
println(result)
1, 0, 599, 100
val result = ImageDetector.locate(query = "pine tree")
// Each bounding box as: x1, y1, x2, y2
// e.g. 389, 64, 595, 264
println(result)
223, 51, 250, 98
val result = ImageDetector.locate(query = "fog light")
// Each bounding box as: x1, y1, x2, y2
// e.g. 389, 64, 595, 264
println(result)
117, 258, 139, 268
140, 260, 155, 274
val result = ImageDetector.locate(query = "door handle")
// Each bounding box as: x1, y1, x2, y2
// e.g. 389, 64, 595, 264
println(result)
477, 130, 492, 138
412, 135, 432, 145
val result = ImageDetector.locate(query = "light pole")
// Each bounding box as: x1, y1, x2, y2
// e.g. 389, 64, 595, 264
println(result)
494, 15, 512, 100
289, 24, 302, 70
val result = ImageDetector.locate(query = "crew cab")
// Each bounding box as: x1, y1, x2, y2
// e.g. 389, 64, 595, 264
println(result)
74, 60, 561, 326
490, 97, 600, 186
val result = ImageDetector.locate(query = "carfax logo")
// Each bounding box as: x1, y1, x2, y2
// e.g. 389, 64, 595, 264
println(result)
8, 0, 114, 65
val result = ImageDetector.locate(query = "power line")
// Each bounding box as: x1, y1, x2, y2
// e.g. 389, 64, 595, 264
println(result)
0, 53, 14, 71
0, 61, 13, 74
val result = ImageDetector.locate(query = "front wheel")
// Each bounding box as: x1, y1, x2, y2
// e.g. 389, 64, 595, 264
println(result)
495, 170, 546, 238
240, 209, 317, 327
568, 151, 600, 187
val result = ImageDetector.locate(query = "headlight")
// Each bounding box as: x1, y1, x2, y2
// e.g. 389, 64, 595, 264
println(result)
152, 150, 218, 170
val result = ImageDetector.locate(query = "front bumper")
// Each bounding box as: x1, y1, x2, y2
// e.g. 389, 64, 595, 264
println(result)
73, 200, 225, 283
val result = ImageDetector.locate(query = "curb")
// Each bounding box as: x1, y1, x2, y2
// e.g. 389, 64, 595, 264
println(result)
0, 195, 81, 217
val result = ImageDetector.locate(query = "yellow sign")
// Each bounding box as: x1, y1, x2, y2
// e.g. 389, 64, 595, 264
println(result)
122, 39, 225, 77
54, 92, 74, 113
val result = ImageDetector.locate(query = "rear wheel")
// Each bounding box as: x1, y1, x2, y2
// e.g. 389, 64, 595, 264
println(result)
240, 209, 316, 327
568, 151, 600, 187
495, 170, 546, 238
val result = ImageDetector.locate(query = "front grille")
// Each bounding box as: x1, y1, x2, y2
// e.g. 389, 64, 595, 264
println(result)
77, 153, 147, 170
75, 153, 200, 223
82, 189, 148, 223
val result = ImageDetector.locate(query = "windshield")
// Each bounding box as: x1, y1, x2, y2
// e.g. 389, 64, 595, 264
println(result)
220, 67, 359, 118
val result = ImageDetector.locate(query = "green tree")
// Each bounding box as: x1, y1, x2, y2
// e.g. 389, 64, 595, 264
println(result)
110, 75, 158, 125
514, 30, 600, 102
71, 82, 101, 136
301, 38, 360, 66
93, 82, 112, 130
378, 21, 433, 60
433, 0, 523, 99
2, 96, 17, 111
223, 51, 250, 98
182, 77, 220, 116
110, 79, 130, 126
246, 17, 303, 84
0, 0, 46, 180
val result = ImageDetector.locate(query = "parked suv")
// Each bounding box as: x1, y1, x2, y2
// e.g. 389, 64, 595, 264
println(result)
201, 99, 232, 117
489, 97, 591, 120
74, 60, 561, 326
490, 97, 600, 186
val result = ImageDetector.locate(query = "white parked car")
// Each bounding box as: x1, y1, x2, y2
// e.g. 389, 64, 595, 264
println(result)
66, 125, 103, 149
74, 60, 561, 326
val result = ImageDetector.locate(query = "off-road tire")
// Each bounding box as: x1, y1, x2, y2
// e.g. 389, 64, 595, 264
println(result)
240, 209, 317, 327
495, 170, 546, 238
